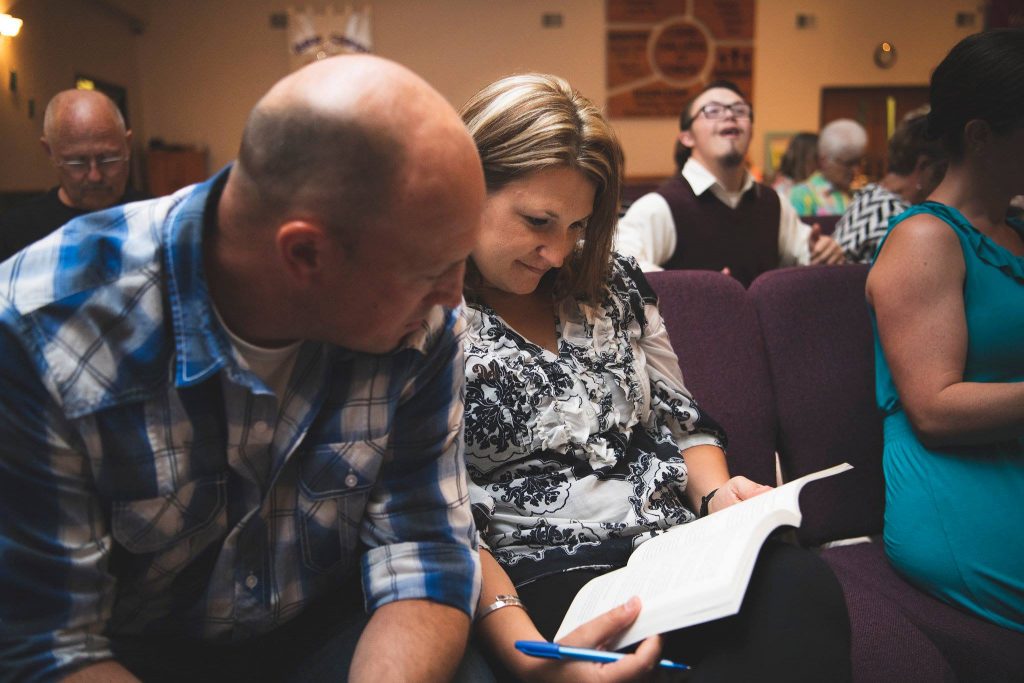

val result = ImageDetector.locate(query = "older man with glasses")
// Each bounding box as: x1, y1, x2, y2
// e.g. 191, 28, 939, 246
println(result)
616, 80, 844, 286
0, 89, 147, 261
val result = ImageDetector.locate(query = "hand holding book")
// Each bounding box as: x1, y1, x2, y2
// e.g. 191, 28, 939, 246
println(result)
554, 463, 854, 650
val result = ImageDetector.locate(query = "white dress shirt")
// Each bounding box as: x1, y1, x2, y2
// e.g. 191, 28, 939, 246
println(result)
615, 158, 813, 272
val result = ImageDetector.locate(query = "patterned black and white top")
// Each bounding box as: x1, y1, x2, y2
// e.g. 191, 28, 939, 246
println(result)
462, 255, 726, 586
833, 183, 910, 264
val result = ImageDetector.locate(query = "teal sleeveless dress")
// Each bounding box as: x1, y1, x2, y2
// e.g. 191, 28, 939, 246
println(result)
871, 202, 1024, 633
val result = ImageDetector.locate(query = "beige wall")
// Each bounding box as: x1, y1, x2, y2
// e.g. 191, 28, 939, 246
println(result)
748, 0, 979, 179
0, 0, 146, 191
1, 0, 986, 192
137, 0, 606, 176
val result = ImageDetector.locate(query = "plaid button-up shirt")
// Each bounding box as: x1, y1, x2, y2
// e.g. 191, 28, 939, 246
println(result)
0, 169, 480, 680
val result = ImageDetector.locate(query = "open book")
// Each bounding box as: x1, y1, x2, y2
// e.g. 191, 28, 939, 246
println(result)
554, 462, 853, 649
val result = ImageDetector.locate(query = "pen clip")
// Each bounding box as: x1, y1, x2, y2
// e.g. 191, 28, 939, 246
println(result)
515, 640, 562, 660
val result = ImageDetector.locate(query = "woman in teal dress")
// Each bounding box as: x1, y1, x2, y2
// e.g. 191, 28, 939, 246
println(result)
866, 28, 1024, 633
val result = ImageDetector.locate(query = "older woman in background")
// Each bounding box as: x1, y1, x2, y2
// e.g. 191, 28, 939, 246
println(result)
790, 119, 867, 217
833, 109, 947, 263
866, 28, 1024, 633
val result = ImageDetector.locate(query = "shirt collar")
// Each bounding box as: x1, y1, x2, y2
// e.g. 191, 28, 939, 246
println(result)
164, 165, 242, 389
682, 157, 756, 197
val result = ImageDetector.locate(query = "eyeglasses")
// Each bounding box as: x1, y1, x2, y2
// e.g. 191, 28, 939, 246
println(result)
829, 156, 863, 169
55, 155, 129, 175
694, 102, 753, 121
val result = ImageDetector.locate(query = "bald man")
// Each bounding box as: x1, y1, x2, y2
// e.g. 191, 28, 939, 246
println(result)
0, 56, 489, 682
0, 89, 146, 261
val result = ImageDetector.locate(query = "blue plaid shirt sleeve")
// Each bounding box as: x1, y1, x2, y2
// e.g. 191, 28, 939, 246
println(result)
360, 310, 481, 617
0, 306, 116, 679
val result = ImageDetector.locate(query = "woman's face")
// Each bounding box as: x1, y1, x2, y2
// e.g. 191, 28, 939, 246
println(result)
473, 166, 596, 295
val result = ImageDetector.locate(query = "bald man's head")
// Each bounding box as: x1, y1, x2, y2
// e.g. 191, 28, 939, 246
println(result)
41, 89, 132, 211
213, 55, 485, 353
229, 55, 480, 251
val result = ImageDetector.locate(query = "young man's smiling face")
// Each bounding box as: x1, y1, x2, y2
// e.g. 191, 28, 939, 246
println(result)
678, 87, 752, 171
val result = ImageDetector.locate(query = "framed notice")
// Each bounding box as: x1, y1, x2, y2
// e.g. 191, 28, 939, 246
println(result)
607, 0, 755, 118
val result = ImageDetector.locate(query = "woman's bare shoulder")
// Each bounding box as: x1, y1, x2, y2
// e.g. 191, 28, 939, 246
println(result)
868, 213, 965, 303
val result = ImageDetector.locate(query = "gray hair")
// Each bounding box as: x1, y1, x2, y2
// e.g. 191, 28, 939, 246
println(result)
818, 119, 867, 160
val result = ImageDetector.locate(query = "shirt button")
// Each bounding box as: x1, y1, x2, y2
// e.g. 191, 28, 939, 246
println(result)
251, 421, 272, 440
245, 573, 258, 589
344, 474, 359, 488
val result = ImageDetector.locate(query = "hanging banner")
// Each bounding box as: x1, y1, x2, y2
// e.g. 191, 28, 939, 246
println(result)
288, 5, 373, 71
607, 0, 755, 117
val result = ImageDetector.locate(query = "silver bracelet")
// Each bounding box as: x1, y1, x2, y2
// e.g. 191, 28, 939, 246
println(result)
476, 594, 527, 623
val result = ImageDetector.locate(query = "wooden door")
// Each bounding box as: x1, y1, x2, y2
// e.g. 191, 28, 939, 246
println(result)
820, 86, 930, 181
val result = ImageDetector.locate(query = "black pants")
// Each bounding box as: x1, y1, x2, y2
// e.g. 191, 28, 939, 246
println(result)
511, 541, 852, 683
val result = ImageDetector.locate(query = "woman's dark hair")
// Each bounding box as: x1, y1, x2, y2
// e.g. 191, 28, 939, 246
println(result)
777, 132, 818, 182
927, 28, 1024, 160
674, 80, 750, 171
888, 108, 946, 175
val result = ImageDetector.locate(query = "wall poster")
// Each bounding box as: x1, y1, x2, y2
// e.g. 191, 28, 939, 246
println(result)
607, 0, 755, 118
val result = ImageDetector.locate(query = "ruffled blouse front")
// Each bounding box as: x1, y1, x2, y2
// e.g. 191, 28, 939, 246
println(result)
462, 255, 725, 585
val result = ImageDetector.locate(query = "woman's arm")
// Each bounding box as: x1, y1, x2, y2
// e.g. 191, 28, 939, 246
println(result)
867, 214, 1024, 446
475, 550, 661, 683
682, 444, 772, 514
633, 287, 772, 512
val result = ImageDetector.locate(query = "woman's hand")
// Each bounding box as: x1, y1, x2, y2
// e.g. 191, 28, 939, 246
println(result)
520, 597, 664, 683
707, 476, 773, 514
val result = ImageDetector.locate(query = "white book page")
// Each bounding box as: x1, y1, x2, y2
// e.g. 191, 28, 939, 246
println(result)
554, 463, 852, 647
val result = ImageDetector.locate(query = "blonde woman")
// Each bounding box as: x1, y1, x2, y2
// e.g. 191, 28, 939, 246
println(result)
459, 73, 851, 682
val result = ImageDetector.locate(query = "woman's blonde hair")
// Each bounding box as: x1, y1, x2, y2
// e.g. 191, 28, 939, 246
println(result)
459, 73, 624, 305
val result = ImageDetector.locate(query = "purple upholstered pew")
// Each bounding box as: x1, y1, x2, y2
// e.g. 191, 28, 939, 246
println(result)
647, 263, 1024, 682
647, 269, 776, 488
751, 265, 1024, 683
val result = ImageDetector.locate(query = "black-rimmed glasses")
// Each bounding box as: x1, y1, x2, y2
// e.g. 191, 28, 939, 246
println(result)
695, 102, 752, 121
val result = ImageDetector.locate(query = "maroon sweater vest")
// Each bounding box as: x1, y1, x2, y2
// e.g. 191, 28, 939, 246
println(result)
656, 175, 781, 287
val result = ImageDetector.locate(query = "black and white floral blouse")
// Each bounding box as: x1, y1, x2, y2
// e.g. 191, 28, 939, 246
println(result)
462, 254, 726, 586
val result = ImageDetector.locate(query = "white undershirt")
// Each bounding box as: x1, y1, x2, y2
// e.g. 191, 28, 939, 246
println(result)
212, 304, 302, 401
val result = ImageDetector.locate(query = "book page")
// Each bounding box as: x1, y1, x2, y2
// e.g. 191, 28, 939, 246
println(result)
554, 463, 852, 647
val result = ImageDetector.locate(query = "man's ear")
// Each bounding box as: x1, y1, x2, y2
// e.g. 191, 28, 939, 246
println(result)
276, 220, 333, 285
40, 137, 52, 159
677, 130, 695, 150
124, 129, 133, 151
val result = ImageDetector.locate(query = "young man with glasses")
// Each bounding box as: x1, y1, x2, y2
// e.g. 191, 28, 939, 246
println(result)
616, 80, 844, 286
0, 89, 146, 261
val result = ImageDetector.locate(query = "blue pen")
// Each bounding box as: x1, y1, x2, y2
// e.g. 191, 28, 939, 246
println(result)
515, 640, 690, 671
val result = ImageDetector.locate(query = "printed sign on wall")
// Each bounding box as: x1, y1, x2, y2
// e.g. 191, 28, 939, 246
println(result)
607, 0, 755, 117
